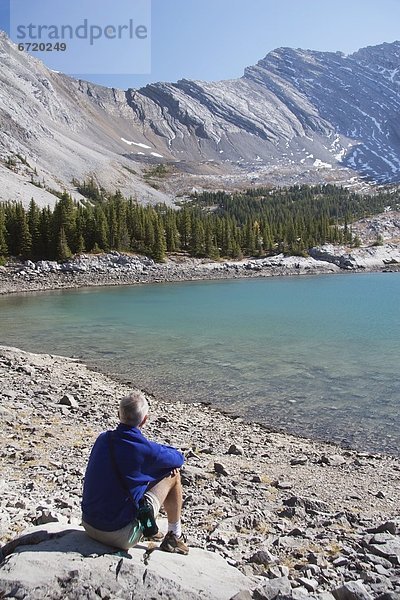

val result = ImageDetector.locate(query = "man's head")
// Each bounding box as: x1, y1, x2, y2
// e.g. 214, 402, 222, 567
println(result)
119, 391, 149, 428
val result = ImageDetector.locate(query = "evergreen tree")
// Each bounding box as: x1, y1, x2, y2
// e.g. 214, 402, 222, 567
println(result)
75, 233, 86, 254
262, 222, 274, 254
220, 217, 233, 257
52, 193, 76, 254
144, 213, 155, 254
128, 203, 146, 253
190, 219, 206, 257
165, 212, 180, 252
113, 195, 130, 250
153, 217, 167, 262
179, 207, 191, 250
106, 202, 118, 250
38, 207, 53, 259
27, 199, 41, 259
0, 206, 8, 256
56, 226, 72, 261
14, 203, 32, 259
93, 205, 109, 251
243, 220, 256, 255
205, 220, 219, 259
75, 206, 88, 254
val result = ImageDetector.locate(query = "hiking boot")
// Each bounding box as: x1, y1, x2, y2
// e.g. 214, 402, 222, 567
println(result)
159, 531, 189, 555
143, 530, 164, 541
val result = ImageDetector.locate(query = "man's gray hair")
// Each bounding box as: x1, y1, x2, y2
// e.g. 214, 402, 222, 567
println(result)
119, 391, 149, 427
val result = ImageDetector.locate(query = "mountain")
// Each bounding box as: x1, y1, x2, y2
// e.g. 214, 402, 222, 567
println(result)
1, 31, 400, 206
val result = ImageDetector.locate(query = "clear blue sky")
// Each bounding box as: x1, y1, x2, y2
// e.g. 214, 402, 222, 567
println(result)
2, 0, 400, 89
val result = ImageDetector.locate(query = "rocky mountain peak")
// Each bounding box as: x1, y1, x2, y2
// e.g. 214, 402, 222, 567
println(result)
350, 40, 400, 84
1, 33, 400, 206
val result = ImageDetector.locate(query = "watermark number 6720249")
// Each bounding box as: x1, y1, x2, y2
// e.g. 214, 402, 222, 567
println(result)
18, 42, 67, 52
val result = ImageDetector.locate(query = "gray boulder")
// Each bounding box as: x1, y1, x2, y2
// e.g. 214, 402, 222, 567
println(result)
253, 576, 292, 600
0, 524, 253, 600
332, 581, 373, 600
59, 394, 79, 409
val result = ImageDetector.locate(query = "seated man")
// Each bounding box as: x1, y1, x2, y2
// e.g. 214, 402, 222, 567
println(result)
81, 390, 189, 554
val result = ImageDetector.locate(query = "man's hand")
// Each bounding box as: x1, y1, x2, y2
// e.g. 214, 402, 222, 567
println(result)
170, 469, 180, 477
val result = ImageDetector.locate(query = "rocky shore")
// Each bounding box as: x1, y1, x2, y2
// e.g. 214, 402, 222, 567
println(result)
0, 242, 399, 296
0, 346, 399, 599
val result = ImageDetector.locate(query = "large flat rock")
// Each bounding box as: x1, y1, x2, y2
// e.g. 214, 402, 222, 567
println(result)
0, 524, 253, 599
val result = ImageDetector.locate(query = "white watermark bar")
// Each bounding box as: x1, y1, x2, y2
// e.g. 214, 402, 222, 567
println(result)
9, 0, 151, 76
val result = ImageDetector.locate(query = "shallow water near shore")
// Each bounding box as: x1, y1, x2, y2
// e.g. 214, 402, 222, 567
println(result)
1, 273, 399, 455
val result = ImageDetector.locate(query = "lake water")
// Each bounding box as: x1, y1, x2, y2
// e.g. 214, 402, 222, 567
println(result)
1, 273, 399, 455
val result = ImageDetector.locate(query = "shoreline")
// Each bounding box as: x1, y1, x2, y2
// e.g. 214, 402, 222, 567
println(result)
88, 359, 399, 461
0, 244, 399, 296
1, 251, 399, 459
1, 344, 399, 597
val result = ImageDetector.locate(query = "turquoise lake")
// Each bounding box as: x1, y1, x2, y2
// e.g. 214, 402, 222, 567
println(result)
0, 273, 399, 455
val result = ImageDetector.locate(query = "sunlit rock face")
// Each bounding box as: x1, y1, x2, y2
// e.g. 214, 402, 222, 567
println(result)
1, 32, 400, 204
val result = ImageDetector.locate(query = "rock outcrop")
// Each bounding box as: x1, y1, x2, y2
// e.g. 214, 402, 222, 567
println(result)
309, 244, 400, 270
0, 524, 252, 600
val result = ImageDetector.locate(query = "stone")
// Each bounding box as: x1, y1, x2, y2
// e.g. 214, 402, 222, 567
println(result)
321, 454, 346, 467
2, 389, 17, 400
251, 475, 263, 483
253, 576, 292, 600
288, 528, 304, 537
370, 533, 396, 544
34, 510, 61, 526
292, 590, 311, 600
296, 577, 318, 592
267, 566, 282, 579
228, 444, 244, 456
332, 557, 349, 567
283, 496, 331, 514
368, 522, 398, 535
367, 536, 400, 564
59, 394, 79, 409
229, 592, 253, 600
364, 554, 393, 569
214, 462, 230, 476
0, 524, 253, 600
180, 465, 205, 486
290, 455, 308, 466
273, 480, 293, 490
332, 581, 374, 600
370, 583, 395, 596
249, 549, 278, 565
279, 507, 296, 519
302, 564, 320, 576
294, 580, 310, 600
374, 563, 390, 576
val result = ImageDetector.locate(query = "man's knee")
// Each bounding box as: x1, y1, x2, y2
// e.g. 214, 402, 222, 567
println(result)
172, 470, 181, 482
164, 469, 181, 488
148, 470, 180, 496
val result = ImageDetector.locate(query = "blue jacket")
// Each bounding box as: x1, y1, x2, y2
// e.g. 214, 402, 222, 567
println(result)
81, 424, 184, 531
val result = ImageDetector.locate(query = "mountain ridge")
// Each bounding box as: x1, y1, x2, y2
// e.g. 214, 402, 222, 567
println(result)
1, 31, 400, 206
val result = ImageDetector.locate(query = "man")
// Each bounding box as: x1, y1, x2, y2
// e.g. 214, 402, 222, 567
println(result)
81, 390, 189, 554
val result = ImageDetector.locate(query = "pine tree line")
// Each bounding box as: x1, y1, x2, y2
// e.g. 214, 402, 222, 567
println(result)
0, 184, 398, 263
